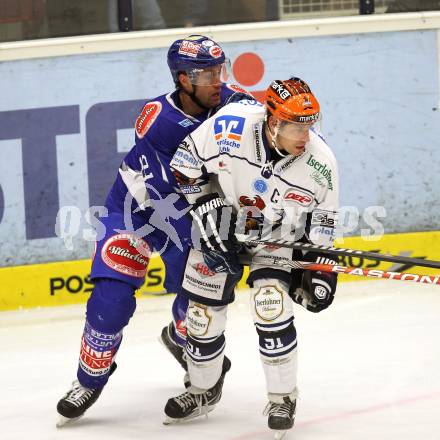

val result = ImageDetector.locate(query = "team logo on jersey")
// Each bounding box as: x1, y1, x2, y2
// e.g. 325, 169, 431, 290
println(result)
239, 195, 266, 210
135, 101, 162, 139
254, 285, 283, 321
253, 178, 268, 194
284, 189, 313, 206
214, 115, 245, 149
101, 233, 151, 278
187, 304, 211, 336
178, 40, 201, 57
209, 45, 223, 58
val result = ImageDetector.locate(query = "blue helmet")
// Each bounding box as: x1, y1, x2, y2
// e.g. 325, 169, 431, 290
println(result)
167, 34, 227, 84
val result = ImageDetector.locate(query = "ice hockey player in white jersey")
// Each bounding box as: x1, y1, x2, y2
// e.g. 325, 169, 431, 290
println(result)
164, 78, 339, 439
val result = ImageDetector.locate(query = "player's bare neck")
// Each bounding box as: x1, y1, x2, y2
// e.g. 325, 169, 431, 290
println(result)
179, 90, 205, 116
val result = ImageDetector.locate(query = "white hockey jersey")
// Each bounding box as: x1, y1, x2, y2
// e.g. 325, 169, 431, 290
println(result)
170, 101, 339, 247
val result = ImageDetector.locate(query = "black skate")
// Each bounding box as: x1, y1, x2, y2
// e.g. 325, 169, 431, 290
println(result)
56, 362, 117, 427
159, 322, 187, 371
163, 356, 231, 424
264, 396, 296, 440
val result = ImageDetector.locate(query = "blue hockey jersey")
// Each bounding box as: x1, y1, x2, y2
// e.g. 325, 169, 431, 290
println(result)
101, 83, 249, 291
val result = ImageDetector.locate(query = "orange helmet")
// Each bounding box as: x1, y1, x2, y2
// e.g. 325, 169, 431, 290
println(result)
265, 77, 320, 124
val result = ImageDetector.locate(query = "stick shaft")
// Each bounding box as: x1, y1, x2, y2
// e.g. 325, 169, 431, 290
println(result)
245, 240, 440, 269
240, 256, 440, 285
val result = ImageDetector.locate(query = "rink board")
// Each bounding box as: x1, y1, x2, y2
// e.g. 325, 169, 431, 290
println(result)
0, 230, 439, 311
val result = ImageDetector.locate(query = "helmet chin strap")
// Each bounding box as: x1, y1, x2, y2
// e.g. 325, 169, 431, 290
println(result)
270, 122, 288, 157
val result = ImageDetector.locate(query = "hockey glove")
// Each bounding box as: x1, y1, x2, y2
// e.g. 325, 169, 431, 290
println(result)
290, 253, 338, 313
190, 193, 242, 274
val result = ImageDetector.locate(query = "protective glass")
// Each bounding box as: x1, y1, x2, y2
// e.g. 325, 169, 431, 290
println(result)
185, 59, 231, 86
276, 117, 321, 141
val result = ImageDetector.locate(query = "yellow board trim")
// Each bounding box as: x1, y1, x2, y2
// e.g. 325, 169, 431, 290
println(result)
0, 231, 439, 311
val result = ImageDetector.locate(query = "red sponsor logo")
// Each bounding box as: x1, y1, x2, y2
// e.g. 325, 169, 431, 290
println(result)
176, 319, 187, 338
191, 262, 216, 278
135, 101, 162, 138
227, 83, 253, 96
80, 337, 114, 371
101, 234, 151, 278
178, 40, 201, 58
284, 191, 313, 206
209, 45, 223, 58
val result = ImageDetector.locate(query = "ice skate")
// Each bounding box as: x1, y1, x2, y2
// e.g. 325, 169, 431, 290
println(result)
159, 322, 187, 371
264, 396, 296, 440
163, 356, 231, 424
56, 362, 117, 427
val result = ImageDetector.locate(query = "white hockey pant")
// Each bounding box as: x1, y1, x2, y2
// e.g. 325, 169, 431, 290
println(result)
250, 279, 298, 402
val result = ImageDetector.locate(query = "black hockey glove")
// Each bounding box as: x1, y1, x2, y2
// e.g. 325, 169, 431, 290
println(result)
190, 193, 242, 274
289, 253, 338, 313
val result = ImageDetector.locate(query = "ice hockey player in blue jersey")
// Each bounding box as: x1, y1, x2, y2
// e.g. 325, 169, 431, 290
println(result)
56, 34, 251, 427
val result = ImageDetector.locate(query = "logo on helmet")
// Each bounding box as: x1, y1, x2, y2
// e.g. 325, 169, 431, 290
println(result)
178, 41, 201, 58
298, 113, 320, 123
209, 45, 223, 58
271, 81, 292, 100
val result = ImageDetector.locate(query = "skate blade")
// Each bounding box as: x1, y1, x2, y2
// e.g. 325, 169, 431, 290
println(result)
163, 406, 215, 425
56, 414, 83, 428
273, 430, 288, 440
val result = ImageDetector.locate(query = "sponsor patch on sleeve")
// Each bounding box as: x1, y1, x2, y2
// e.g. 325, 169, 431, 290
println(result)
135, 101, 162, 139
101, 233, 151, 278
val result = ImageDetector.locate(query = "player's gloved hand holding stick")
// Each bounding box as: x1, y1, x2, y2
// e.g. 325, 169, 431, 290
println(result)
190, 193, 242, 274
289, 252, 338, 313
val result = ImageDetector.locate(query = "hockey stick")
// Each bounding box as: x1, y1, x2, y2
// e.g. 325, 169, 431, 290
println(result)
240, 255, 440, 286
243, 240, 440, 269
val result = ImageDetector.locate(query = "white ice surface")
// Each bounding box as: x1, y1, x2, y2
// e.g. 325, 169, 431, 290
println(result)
1, 280, 440, 440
